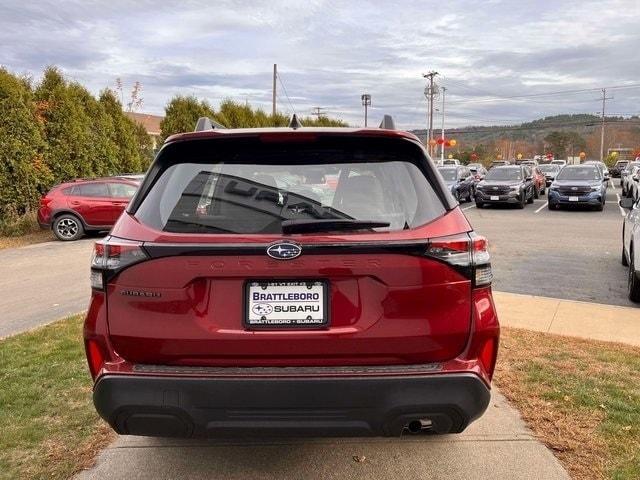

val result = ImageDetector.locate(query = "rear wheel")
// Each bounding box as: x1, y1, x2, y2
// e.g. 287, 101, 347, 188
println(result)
534, 186, 540, 199
53, 214, 84, 241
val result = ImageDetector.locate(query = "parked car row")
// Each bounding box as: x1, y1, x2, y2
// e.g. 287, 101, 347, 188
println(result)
620, 196, 640, 302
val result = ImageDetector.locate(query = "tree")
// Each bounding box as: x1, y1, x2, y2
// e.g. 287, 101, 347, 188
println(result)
35, 67, 95, 182
0, 68, 47, 218
159, 96, 216, 142
544, 131, 586, 159
99, 90, 144, 173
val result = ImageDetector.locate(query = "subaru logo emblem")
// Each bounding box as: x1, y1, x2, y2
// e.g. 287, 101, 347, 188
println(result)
571, 186, 577, 190
267, 242, 302, 260
492, 186, 498, 190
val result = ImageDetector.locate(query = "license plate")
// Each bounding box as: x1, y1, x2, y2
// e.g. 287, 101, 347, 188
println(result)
245, 281, 328, 328
490, 195, 499, 201
569, 196, 579, 202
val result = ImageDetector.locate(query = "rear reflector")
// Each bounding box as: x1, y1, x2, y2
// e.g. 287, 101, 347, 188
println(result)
86, 339, 105, 379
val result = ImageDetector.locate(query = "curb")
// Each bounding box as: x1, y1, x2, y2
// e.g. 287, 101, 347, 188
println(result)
493, 290, 640, 347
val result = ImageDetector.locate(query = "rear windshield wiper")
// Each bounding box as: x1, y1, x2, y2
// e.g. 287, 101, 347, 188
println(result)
281, 219, 390, 234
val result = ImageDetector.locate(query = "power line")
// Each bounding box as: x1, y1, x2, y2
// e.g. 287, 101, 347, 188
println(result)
276, 71, 297, 115
447, 83, 640, 105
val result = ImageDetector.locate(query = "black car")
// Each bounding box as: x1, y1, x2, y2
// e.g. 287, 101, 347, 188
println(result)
437, 166, 476, 203
475, 166, 534, 209
538, 164, 561, 186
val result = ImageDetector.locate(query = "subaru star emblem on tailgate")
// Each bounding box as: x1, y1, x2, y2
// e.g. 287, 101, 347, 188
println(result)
267, 242, 302, 260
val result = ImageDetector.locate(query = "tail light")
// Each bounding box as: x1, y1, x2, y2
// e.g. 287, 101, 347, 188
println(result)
424, 232, 492, 287
90, 237, 148, 290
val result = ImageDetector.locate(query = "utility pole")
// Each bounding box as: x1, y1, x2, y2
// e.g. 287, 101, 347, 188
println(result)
361, 93, 371, 127
423, 71, 438, 156
440, 86, 446, 162
600, 88, 613, 161
311, 107, 326, 118
272, 64, 277, 117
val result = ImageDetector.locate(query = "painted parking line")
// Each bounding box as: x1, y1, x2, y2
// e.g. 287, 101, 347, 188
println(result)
534, 202, 548, 213
461, 204, 476, 211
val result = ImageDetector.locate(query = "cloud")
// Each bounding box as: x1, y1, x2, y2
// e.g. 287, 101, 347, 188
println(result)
1, 0, 639, 128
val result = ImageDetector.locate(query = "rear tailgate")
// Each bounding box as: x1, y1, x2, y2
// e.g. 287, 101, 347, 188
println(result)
106, 238, 472, 366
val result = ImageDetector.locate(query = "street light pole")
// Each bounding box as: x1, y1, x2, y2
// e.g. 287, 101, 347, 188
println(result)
441, 86, 446, 162
361, 93, 371, 127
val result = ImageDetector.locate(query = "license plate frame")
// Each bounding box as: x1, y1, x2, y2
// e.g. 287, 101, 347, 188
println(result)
490, 195, 500, 201
244, 280, 329, 329
569, 196, 579, 202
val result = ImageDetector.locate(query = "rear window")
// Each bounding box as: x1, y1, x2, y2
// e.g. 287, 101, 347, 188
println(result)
438, 168, 457, 181
135, 140, 446, 234
556, 166, 601, 181
485, 168, 522, 181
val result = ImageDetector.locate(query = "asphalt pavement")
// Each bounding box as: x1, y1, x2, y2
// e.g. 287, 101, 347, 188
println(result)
0, 238, 94, 338
76, 390, 569, 480
464, 181, 632, 306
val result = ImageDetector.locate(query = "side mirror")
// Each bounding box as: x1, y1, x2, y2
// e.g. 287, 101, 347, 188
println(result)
620, 197, 635, 209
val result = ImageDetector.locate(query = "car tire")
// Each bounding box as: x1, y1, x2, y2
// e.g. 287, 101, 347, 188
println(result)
595, 202, 604, 212
548, 201, 556, 210
527, 189, 534, 204
53, 214, 84, 241
629, 252, 640, 303
476, 201, 484, 209
517, 193, 525, 209
534, 186, 540, 199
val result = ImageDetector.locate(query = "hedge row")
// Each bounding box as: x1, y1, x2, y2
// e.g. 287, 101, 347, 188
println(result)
0, 67, 153, 221
160, 97, 347, 142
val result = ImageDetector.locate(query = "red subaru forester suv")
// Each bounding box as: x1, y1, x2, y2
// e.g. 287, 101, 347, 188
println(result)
84, 118, 499, 438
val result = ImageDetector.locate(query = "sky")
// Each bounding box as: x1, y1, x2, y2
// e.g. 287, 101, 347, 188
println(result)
1, 0, 640, 129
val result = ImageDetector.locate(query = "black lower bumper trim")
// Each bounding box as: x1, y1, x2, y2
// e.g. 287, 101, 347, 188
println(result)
93, 373, 490, 438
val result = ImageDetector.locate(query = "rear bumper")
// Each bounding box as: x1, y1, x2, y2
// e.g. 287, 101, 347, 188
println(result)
93, 372, 490, 438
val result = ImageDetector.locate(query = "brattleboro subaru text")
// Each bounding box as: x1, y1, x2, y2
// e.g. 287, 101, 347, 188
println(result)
84, 119, 499, 438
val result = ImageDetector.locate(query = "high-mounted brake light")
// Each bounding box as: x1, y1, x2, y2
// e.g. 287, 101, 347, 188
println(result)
90, 238, 148, 290
424, 232, 492, 287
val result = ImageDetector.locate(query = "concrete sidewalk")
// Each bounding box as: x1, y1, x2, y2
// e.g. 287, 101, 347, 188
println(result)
494, 290, 640, 346
76, 390, 568, 480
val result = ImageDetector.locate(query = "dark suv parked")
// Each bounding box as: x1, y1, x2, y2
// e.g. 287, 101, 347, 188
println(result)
475, 166, 534, 208
84, 117, 499, 439
437, 165, 476, 202
548, 164, 606, 211
38, 177, 141, 241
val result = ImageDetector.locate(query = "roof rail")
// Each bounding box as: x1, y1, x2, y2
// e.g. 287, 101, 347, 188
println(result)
288, 113, 303, 130
194, 116, 227, 132
378, 115, 396, 130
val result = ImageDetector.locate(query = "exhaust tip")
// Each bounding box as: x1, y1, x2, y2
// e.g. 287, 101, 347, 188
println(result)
405, 419, 432, 434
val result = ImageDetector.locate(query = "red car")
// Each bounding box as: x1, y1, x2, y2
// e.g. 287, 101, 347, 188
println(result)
38, 177, 141, 241
84, 119, 499, 438
528, 166, 546, 197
